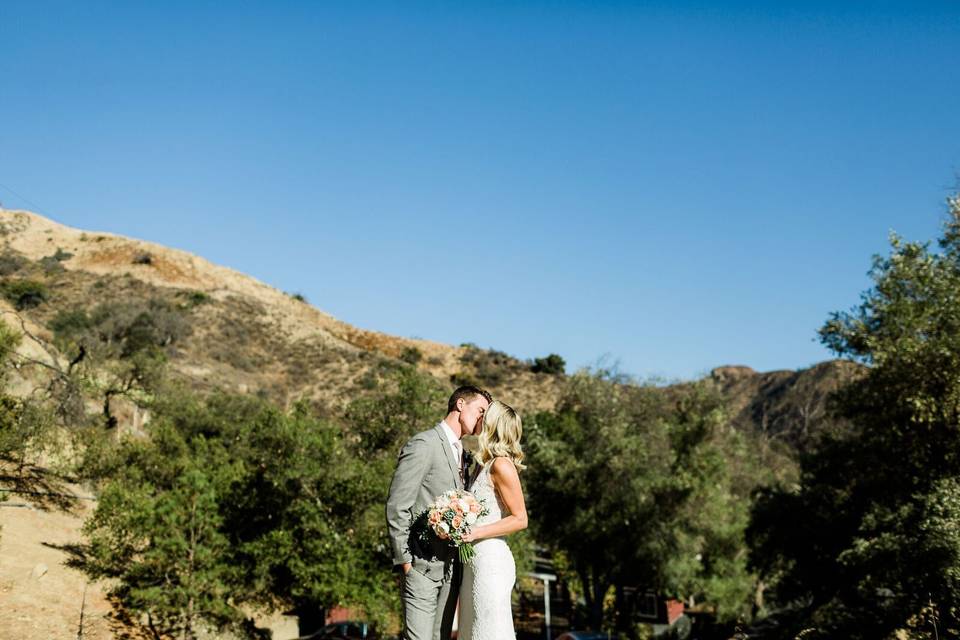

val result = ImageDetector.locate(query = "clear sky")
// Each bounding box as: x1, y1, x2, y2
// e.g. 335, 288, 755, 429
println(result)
2, 1, 958, 381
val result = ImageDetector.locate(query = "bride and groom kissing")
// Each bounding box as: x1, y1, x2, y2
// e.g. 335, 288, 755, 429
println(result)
386, 385, 528, 640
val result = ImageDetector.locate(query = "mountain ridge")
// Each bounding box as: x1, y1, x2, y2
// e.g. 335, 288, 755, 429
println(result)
0, 207, 859, 438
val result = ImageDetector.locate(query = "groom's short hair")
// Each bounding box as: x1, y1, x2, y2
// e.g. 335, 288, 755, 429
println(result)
448, 385, 492, 413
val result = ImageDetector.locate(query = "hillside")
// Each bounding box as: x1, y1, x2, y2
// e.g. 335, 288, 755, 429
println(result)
0, 207, 861, 442
707, 359, 864, 448
0, 209, 565, 417
0, 207, 866, 639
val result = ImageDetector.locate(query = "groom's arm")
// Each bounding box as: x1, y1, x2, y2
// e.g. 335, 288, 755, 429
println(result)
385, 433, 430, 568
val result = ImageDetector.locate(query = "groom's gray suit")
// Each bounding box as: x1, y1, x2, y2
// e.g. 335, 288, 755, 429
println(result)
386, 422, 465, 640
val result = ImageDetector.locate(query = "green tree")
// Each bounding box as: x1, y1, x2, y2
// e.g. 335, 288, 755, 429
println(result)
526, 369, 762, 633
49, 299, 189, 428
83, 419, 242, 639
92, 467, 237, 639
531, 354, 566, 375
0, 320, 57, 480
82, 379, 428, 638
748, 194, 960, 639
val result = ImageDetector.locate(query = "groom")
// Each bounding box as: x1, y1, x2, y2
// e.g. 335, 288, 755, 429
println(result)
386, 385, 492, 640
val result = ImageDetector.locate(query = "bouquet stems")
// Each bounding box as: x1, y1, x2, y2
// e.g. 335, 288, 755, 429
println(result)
459, 542, 476, 566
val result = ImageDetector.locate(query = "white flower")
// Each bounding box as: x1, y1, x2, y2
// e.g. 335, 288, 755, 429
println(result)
458, 498, 470, 512
438, 521, 450, 533
466, 512, 478, 525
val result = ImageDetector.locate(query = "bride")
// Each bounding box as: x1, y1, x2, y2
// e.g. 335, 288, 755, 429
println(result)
459, 400, 528, 640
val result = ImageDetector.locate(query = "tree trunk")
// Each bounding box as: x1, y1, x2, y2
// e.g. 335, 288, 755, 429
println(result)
103, 391, 118, 429
578, 566, 607, 630
589, 571, 607, 631
295, 602, 326, 638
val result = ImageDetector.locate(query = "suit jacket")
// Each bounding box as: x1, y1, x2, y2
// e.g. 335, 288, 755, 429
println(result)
385, 423, 464, 581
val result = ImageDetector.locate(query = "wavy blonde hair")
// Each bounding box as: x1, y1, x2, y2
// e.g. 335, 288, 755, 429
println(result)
477, 400, 526, 471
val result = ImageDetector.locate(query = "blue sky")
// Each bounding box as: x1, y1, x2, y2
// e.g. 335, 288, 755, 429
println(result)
2, 1, 958, 380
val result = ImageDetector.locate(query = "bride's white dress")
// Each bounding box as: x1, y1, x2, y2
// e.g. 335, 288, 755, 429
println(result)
459, 460, 516, 640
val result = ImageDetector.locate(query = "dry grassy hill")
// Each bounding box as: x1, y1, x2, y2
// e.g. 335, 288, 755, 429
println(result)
0, 208, 564, 418
0, 207, 862, 441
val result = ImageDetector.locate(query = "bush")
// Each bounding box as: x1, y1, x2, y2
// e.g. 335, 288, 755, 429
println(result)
132, 252, 153, 265
1, 279, 49, 310
179, 290, 212, 308
51, 300, 191, 359
49, 308, 93, 341
39, 248, 73, 273
400, 346, 423, 365
531, 353, 566, 375
289, 292, 307, 303
0, 252, 26, 276
450, 371, 481, 388
460, 347, 518, 386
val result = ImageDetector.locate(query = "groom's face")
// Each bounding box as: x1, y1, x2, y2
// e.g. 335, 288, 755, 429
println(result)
459, 395, 490, 437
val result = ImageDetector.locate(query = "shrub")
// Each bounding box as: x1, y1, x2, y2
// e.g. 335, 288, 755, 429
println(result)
179, 290, 212, 308
460, 347, 517, 386
52, 299, 191, 359
450, 371, 480, 388
49, 309, 93, 340
132, 252, 153, 265
0, 252, 26, 276
400, 346, 423, 365
531, 353, 566, 375
1, 279, 49, 310
289, 292, 307, 303
39, 247, 73, 273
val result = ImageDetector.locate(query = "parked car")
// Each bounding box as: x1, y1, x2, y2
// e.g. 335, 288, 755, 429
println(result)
299, 621, 378, 640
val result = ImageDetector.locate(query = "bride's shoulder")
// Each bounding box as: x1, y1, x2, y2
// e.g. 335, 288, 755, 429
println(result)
489, 456, 519, 477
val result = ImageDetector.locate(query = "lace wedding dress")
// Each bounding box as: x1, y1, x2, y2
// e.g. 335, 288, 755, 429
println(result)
459, 460, 516, 640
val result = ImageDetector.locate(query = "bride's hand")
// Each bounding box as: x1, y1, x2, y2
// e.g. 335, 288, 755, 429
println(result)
462, 528, 480, 543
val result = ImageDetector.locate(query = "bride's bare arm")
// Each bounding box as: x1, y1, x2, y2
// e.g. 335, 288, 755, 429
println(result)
463, 457, 528, 542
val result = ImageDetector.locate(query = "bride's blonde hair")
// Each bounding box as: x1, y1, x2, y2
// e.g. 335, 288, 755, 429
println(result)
477, 400, 526, 471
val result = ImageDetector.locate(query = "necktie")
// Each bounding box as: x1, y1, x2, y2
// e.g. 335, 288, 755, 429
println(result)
453, 441, 464, 485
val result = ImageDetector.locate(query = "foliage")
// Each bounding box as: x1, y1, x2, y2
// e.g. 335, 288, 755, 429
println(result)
1, 278, 49, 309
0, 321, 57, 477
531, 353, 566, 375
48, 298, 191, 427
177, 290, 212, 308
450, 371, 481, 388
748, 194, 960, 639
83, 368, 451, 637
39, 247, 73, 273
86, 455, 239, 638
459, 346, 522, 387
84, 390, 387, 637
400, 346, 423, 365
0, 251, 27, 276
0, 318, 20, 369
526, 368, 765, 633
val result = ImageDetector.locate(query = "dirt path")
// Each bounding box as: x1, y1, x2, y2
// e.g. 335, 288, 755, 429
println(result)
0, 483, 123, 640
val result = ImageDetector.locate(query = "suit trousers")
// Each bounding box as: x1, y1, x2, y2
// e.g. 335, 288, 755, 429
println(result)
402, 561, 461, 640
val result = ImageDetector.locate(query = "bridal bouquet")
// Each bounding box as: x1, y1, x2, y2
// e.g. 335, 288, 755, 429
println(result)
424, 489, 488, 564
